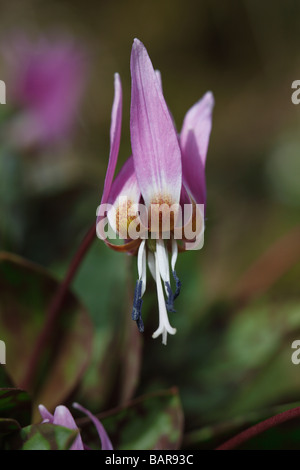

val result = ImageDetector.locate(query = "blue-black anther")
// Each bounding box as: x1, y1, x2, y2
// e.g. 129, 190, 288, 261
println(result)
165, 281, 176, 313
165, 271, 182, 313
172, 270, 181, 301
137, 316, 144, 333
132, 280, 142, 321
132, 279, 144, 332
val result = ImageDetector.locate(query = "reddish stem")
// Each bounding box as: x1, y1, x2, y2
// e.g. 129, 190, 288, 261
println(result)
216, 406, 300, 450
20, 224, 97, 391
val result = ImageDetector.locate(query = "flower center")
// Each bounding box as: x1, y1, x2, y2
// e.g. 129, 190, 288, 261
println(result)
115, 199, 139, 238
148, 195, 179, 235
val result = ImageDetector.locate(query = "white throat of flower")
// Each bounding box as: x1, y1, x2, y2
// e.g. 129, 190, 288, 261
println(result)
134, 238, 179, 345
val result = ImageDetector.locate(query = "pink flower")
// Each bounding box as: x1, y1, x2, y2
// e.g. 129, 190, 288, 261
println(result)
38, 402, 113, 450
3, 35, 88, 148
97, 39, 214, 344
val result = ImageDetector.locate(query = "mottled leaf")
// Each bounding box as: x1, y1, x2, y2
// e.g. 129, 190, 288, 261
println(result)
11, 423, 78, 450
210, 301, 300, 421
0, 388, 31, 427
140, 296, 300, 431
0, 252, 93, 419
0, 418, 21, 436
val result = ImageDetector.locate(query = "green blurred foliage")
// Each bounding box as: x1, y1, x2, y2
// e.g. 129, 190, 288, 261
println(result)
78, 388, 183, 450
0, 253, 93, 419
9, 423, 79, 450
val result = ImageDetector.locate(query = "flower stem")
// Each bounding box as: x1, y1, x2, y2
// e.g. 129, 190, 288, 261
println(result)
20, 223, 97, 391
216, 406, 300, 450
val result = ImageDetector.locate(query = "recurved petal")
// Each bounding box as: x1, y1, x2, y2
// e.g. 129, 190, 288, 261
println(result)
53, 405, 84, 450
130, 39, 182, 208
100, 73, 123, 205
73, 402, 113, 450
180, 91, 214, 167
180, 92, 214, 205
38, 404, 54, 423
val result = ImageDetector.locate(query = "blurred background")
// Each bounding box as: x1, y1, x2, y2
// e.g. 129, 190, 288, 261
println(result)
0, 0, 300, 449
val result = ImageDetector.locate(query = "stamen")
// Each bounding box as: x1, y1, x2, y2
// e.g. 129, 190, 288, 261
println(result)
172, 270, 182, 300
171, 238, 178, 272
165, 281, 176, 313
131, 240, 147, 332
147, 251, 156, 281
152, 251, 176, 345
164, 273, 181, 312
156, 239, 170, 285
137, 239, 146, 296
136, 316, 144, 333
166, 239, 181, 308
131, 279, 144, 332
156, 239, 174, 309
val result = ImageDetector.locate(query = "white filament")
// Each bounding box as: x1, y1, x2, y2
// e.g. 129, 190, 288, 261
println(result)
156, 239, 171, 296
147, 251, 156, 281
137, 239, 147, 296
152, 248, 177, 345
171, 238, 178, 272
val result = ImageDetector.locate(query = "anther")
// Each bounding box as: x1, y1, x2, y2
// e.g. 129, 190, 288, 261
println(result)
165, 281, 176, 313
165, 270, 181, 313
132, 279, 144, 332
172, 270, 181, 300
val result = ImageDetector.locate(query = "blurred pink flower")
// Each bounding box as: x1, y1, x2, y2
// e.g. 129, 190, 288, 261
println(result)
3, 35, 88, 148
39, 402, 113, 450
